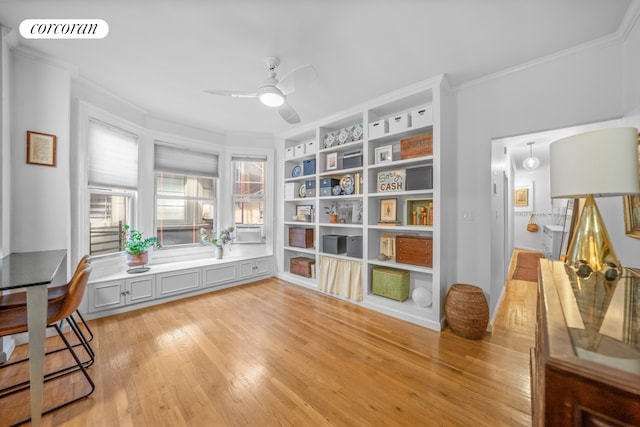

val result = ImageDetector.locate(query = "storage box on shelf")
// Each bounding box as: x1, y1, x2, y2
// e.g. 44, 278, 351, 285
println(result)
396, 235, 432, 267
290, 257, 315, 278
410, 105, 433, 128
342, 150, 363, 169
405, 165, 433, 191
322, 234, 347, 254
346, 235, 363, 258
289, 227, 314, 248
372, 266, 410, 301
400, 133, 433, 159
369, 119, 388, 139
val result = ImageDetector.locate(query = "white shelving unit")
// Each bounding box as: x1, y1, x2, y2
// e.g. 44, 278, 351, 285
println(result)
278, 75, 453, 330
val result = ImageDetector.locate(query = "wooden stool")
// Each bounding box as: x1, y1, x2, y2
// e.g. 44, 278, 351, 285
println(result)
444, 284, 489, 340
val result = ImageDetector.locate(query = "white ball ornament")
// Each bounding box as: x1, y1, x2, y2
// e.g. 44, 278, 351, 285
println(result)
412, 287, 432, 307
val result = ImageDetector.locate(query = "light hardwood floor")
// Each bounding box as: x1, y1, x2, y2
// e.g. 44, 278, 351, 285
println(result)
1, 276, 537, 426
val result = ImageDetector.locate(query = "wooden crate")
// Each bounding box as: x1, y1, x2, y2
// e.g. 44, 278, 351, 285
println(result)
290, 257, 315, 278
400, 133, 433, 160
372, 266, 410, 301
396, 235, 432, 267
289, 227, 314, 248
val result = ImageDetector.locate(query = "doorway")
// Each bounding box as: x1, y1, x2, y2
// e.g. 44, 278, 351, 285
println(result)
489, 119, 620, 299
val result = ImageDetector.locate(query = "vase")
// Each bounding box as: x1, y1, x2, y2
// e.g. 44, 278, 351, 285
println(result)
215, 246, 223, 259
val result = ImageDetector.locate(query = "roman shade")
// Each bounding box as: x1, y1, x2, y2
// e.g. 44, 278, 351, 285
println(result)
154, 143, 219, 178
88, 119, 138, 190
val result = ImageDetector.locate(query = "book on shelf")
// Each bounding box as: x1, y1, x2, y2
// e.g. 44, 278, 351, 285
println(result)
377, 221, 401, 226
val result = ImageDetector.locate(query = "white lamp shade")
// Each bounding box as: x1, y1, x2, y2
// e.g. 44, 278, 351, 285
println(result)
550, 127, 640, 198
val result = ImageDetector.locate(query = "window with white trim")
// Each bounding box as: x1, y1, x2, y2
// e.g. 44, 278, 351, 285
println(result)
154, 143, 218, 247
232, 156, 265, 242
87, 119, 138, 256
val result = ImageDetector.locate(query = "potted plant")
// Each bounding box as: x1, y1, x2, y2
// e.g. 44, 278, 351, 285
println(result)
324, 203, 338, 223
123, 225, 160, 271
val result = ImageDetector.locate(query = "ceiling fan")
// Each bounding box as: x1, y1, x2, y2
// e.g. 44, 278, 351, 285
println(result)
204, 57, 317, 124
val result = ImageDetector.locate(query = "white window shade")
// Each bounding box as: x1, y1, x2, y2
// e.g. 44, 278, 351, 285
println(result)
155, 143, 219, 178
88, 120, 139, 190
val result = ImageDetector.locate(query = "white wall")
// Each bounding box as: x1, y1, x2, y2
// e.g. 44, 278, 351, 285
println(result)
456, 38, 628, 315
512, 167, 552, 253
11, 50, 71, 254
1, 26, 12, 257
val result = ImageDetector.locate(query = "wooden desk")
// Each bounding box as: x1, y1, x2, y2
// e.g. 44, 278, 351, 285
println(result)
1, 250, 67, 427
533, 260, 640, 426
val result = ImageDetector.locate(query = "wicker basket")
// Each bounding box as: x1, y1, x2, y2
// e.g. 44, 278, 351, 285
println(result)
444, 284, 489, 340
372, 266, 410, 302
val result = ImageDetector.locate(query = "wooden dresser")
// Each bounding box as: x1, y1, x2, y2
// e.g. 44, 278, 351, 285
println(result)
533, 260, 640, 426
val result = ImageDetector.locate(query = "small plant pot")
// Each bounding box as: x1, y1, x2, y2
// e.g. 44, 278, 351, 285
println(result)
126, 252, 150, 273
329, 214, 338, 223
126, 251, 148, 267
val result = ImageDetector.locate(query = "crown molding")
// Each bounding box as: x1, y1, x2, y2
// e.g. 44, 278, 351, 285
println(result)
12, 45, 78, 77
455, 1, 640, 92
1, 25, 18, 49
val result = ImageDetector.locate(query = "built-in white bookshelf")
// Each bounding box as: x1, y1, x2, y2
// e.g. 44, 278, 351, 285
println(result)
278, 75, 453, 330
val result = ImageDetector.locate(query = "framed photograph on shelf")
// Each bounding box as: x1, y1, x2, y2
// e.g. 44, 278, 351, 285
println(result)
375, 145, 393, 164
26, 130, 57, 167
379, 198, 397, 222
296, 205, 313, 222
326, 152, 338, 170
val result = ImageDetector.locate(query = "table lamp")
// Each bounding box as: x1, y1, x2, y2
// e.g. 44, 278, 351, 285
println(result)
550, 127, 639, 279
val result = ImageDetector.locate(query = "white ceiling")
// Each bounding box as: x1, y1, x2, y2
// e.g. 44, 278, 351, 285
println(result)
0, 0, 634, 135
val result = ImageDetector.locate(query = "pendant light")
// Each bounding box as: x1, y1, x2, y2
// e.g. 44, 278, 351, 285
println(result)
522, 141, 540, 170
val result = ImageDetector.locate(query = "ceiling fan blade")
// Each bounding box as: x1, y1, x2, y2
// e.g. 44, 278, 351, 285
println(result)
276, 64, 317, 95
203, 89, 257, 98
278, 102, 300, 124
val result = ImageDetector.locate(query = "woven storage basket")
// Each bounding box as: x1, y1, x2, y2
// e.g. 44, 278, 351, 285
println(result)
371, 266, 410, 302
444, 284, 489, 340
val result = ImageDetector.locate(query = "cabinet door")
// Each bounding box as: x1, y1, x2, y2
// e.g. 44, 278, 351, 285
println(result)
238, 261, 255, 279
156, 268, 201, 297
254, 258, 270, 276
203, 264, 237, 288
89, 280, 125, 313
126, 276, 155, 303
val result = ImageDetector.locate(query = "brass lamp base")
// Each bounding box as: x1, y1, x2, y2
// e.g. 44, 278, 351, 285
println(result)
565, 194, 621, 280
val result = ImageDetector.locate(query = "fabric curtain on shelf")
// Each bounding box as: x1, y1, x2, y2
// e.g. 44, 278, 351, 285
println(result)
318, 256, 363, 301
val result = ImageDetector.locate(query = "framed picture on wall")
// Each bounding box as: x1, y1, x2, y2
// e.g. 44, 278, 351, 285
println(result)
514, 183, 534, 213
26, 130, 57, 167
623, 195, 640, 239
623, 133, 640, 239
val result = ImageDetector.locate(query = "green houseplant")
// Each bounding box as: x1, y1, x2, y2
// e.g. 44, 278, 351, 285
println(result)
123, 225, 160, 271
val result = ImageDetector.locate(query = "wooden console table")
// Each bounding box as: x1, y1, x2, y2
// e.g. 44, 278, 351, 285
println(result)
533, 260, 640, 426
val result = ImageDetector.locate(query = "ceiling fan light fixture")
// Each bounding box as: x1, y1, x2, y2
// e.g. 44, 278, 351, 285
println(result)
258, 86, 285, 107
522, 141, 540, 170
